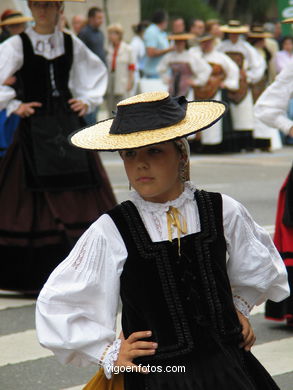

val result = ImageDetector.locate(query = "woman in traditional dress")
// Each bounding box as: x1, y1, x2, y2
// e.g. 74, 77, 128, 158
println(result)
255, 54, 293, 326
218, 20, 266, 151
194, 33, 240, 153
0, 0, 116, 293
157, 33, 212, 98
36, 91, 288, 389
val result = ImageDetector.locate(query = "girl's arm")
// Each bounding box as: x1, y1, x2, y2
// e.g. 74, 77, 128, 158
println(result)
36, 214, 126, 369
223, 194, 289, 319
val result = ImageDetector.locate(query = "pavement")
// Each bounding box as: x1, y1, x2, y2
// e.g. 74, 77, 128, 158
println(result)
0, 147, 292, 390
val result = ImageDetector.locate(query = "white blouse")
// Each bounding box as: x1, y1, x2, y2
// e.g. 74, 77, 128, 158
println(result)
254, 64, 293, 135
217, 39, 266, 84
157, 50, 212, 87
201, 49, 240, 91
36, 182, 289, 371
0, 26, 108, 116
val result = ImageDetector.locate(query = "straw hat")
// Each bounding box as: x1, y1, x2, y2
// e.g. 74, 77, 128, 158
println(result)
0, 10, 33, 26
168, 33, 195, 41
248, 25, 273, 38
282, 17, 293, 24
197, 33, 214, 43
70, 92, 227, 151
220, 20, 249, 34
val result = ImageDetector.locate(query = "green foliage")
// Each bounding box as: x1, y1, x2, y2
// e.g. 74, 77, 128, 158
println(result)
141, 0, 218, 25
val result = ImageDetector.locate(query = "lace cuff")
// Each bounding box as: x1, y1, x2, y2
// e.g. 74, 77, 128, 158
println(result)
100, 339, 121, 379
233, 294, 252, 318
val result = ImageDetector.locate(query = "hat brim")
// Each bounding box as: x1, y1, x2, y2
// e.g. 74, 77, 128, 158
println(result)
248, 32, 273, 38
220, 26, 249, 34
282, 18, 293, 24
168, 34, 195, 41
0, 16, 33, 26
70, 100, 227, 151
27, 0, 86, 2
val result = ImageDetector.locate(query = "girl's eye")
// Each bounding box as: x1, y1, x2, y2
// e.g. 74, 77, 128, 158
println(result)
124, 150, 136, 158
148, 148, 162, 154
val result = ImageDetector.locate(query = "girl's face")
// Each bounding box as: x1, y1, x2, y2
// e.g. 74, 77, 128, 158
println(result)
283, 38, 293, 53
108, 31, 121, 45
229, 33, 239, 44
29, 1, 60, 28
121, 142, 185, 203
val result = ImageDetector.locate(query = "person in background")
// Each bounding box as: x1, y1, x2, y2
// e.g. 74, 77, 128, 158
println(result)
218, 20, 266, 152
130, 21, 149, 94
106, 23, 135, 115
188, 18, 205, 52
275, 36, 293, 73
0, 0, 116, 293
71, 14, 86, 35
193, 33, 240, 154
0, 10, 33, 159
158, 33, 211, 97
205, 19, 223, 48
0, 9, 33, 42
171, 17, 185, 34
143, 9, 173, 78
78, 7, 106, 125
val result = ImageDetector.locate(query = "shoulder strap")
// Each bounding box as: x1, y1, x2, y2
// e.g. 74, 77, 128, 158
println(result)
63, 32, 73, 68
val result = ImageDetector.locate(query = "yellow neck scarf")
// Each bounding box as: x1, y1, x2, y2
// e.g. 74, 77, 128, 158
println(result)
166, 206, 187, 256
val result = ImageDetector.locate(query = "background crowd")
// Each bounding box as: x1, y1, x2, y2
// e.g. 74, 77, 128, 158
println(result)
1, 5, 293, 155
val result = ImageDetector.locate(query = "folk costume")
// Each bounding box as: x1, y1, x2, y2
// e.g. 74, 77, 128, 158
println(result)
36, 92, 289, 390
255, 64, 293, 325
247, 26, 282, 152
158, 34, 212, 98
0, 14, 116, 292
218, 21, 266, 151
193, 34, 240, 153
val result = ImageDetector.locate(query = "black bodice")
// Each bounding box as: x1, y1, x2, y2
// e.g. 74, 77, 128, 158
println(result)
107, 190, 243, 363
18, 32, 73, 109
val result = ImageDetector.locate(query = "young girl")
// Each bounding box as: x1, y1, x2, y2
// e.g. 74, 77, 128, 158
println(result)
0, 0, 116, 293
36, 92, 289, 389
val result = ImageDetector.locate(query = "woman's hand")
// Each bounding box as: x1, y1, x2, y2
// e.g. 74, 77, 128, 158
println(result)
68, 98, 88, 116
14, 102, 42, 118
236, 310, 256, 351
114, 330, 158, 373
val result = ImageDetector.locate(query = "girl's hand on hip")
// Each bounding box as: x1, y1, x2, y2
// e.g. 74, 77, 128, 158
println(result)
14, 102, 42, 117
68, 98, 88, 116
114, 330, 157, 373
236, 310, 256, 351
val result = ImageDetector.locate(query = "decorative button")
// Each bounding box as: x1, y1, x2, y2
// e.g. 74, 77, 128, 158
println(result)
186, 296, 190, 301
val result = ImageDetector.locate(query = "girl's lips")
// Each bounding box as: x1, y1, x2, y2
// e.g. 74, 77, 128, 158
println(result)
136, 177, 154, 183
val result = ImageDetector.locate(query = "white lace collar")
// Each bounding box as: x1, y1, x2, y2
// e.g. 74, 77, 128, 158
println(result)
130, 181, 196, 215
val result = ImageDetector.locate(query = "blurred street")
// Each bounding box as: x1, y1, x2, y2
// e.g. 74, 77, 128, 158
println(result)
0, 147, 292, 390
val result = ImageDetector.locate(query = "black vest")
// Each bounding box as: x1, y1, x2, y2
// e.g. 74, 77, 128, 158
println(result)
108, 190, 243, 363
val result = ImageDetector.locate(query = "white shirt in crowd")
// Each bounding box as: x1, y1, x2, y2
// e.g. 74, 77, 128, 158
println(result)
0, 26, 108, 116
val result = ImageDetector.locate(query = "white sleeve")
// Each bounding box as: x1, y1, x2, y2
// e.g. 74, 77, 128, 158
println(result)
222, 194, 289, 318
245, 43, 266, 84
36, 214, 127, 368
221, 53, 240, 90
157, 53, 171, 84
69, 34, 108, 114
0, 35, 24, 113
190, 53, 212, 87
254, 64, 293, 135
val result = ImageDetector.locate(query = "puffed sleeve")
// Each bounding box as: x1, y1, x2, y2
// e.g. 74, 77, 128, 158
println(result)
245, 42, 266, 84
69, 34, 108, 114
189, 52, 212, 87
220, 53, 239, 90
36, 214, 127, 367
222, 194, 289, 317
254, 64, 293, 135
0, 35, 24, 115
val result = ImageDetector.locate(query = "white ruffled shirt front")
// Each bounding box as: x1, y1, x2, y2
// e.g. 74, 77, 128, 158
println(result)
0, 26, 108, 115
36, 182, 289, 373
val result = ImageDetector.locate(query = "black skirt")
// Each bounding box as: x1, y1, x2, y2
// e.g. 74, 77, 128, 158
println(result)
124, 326, 279, 390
